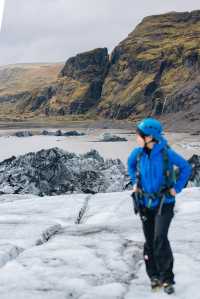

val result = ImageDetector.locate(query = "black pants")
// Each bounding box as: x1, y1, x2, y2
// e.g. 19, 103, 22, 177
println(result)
140, 203, 175, 284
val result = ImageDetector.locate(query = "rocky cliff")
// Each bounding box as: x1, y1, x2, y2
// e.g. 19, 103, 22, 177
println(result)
98, 10, 200, 120
2, 48, 110, 118
43, 47, 110, 115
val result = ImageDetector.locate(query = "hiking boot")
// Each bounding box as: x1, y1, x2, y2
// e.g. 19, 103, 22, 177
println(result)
150, 277, 162, 291
163, 282, 175, 295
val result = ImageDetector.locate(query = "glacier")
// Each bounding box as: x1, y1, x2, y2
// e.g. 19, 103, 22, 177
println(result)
0, 188, 199, 298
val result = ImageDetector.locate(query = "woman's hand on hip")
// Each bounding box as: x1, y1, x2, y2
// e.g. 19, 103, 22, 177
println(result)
132, 184, 139, 193
169, 188, 176, 197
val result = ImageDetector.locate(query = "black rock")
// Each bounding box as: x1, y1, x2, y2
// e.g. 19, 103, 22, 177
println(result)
100, 133, 127, 142
63, 131, 85, 136
41, 130, 50, 135
15, 131, 33, 137
0, 148, 126, 196
188, 154, 200, 187
55, 130, 63, 136
41, 130, 85, 137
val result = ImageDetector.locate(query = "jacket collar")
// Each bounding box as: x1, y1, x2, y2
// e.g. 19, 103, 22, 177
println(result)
142, 137, 168, 157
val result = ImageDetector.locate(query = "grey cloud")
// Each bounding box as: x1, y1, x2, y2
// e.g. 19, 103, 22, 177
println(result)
0, 0, 5, 31
0, 0, 199, 65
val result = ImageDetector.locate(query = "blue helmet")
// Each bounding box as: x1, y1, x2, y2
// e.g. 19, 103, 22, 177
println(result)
136, 118, 163, 140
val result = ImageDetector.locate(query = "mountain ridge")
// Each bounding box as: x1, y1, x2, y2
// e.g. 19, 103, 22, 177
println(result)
0, 10, 199, 127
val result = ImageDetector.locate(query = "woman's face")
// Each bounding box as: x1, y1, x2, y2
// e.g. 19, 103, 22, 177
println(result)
136, 133, 145, 147
136, 133, 153, 147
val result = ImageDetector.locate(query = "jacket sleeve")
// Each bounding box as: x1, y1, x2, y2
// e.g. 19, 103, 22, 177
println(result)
168, 148, 192, 193
127, 147, 141, 185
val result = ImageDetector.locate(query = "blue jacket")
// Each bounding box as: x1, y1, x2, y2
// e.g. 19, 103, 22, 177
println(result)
127, 137, 192, 208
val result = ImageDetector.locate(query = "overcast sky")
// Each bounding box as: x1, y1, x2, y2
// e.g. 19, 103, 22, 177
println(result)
0, 0, 199, 66
0, 0, 5, 31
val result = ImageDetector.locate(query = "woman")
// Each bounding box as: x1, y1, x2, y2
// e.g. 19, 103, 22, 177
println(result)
127, 118, 192, 295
